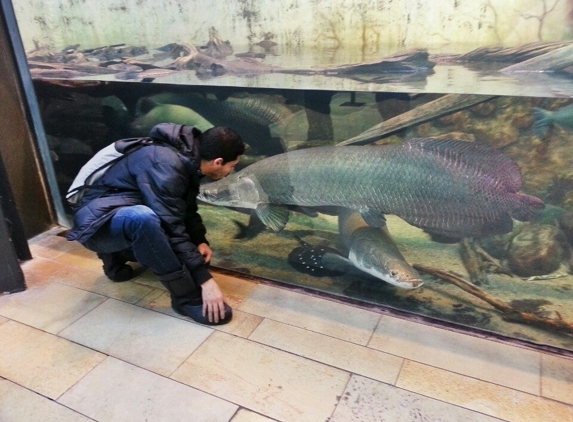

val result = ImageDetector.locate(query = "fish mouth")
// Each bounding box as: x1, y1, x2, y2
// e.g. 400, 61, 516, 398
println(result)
382, 276, 424, 289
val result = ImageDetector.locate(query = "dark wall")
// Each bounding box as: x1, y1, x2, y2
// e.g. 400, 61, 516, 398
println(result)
0, 10, 55, 238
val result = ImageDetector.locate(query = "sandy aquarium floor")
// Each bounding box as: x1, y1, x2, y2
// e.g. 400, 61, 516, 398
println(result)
0, 227, 572, 421
201, 203, 573, 353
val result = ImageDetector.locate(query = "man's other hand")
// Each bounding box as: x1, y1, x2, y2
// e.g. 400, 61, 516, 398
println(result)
197, 243, 213, 264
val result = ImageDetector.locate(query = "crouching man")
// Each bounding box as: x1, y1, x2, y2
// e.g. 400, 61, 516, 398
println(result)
66, 123, 245, 325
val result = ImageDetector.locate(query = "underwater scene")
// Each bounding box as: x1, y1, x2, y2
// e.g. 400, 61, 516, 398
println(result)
33, 77, 573, 353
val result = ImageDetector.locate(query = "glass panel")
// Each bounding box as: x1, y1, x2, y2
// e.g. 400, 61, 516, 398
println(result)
11, 0, 573, 352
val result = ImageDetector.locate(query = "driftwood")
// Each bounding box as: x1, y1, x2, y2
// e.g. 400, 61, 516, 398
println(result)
413, 264, 573, 336
173, 43, 434, 79
453, 41, 573, 64
26, 34, 435, 83
337, 94, 496, 146
501, 43, 573, 73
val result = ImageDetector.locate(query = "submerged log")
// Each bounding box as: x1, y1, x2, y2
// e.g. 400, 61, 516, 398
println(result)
501, 44, 573, 73
337, 94, 496, 146
454, 41, 573, 64
413, 264, 573, 336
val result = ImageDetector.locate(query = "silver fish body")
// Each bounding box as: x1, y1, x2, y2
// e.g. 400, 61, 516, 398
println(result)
199, 138, 544, 238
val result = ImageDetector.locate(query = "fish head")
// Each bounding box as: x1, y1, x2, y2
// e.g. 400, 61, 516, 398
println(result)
380, 261, 424, 289
198, 173, 261, 209
348, 229, 424, 290
350, 247, 424, 289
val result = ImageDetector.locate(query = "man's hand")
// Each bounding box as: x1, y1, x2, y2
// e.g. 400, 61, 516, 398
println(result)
197, 243, 213, 264
201, 278, 226, 323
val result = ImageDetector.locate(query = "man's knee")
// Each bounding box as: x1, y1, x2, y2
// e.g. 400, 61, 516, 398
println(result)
120, 205, 161, 232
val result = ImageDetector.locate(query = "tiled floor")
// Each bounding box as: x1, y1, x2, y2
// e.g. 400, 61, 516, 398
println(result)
1, 227, 573, 422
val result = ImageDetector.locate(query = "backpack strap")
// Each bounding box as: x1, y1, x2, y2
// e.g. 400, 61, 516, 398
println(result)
66, 142, 146, 208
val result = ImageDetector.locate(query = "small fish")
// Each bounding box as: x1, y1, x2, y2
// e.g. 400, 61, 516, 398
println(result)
532, 103, 573, 137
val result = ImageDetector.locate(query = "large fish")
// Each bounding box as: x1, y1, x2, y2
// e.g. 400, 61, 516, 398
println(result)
198, 138, 544, 239
129, 103, 214, 135
140, 93, 292, 156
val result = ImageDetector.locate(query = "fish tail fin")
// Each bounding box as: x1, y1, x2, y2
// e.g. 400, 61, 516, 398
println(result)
509, 193, 545, 221
532, 108, 552, 138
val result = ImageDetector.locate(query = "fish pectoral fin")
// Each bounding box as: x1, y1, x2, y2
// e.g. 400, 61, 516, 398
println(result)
255, 203, 290, 232
320, 253, 353, 273
359, 208, 387, 228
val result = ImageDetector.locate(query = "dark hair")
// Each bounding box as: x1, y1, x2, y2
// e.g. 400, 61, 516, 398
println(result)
199, 126, 245, 163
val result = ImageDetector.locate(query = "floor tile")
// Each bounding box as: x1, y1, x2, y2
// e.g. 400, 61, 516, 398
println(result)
138, 289, 263, 338
541, 354, 573, 405
131, 268, 163, 289
59, 298, 213, 376
53, 245, 102, 271
0, 379, 93, 422
28, 231, 77, 260
231, 408, 277, 422
0, 321, 105, 399
397, 360, 573, 422
20, 255, 66, 287
49, 265, 154, 303
172, 331, 350, 422
331, 374, 502, 422
211, 270, 259, 308
0, 315, 8, 326
135, 269, 257, 308
369, 315, 541, 394
59, 356, 238, 422
0, 282, 107, 334
239, 284, 380, 345
250, 319, 403, 384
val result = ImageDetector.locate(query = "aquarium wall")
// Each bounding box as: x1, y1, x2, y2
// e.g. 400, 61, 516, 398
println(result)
12, 0, 573, 53
7, 0, 573, 353
10, 0, 573, 96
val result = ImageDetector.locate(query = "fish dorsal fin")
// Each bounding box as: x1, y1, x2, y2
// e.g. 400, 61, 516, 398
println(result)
404, 138, 523, 192
359, 207, 387, 228
255, 203, 290, 232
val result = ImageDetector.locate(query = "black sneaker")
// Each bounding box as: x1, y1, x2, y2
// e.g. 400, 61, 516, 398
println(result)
172, 298, 233, 326
97, 252, 134, 282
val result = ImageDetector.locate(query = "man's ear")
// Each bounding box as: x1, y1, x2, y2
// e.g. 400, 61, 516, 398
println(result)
213, 157, 224, 166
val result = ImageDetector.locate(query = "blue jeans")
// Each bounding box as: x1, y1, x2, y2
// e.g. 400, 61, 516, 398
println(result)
83, 205, 182, 276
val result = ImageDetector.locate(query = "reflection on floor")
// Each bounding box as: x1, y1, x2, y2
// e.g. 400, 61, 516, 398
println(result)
1, 227, 572, 422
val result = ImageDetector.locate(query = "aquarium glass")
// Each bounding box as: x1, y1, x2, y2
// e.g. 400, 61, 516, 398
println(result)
9, 0, 573, 352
